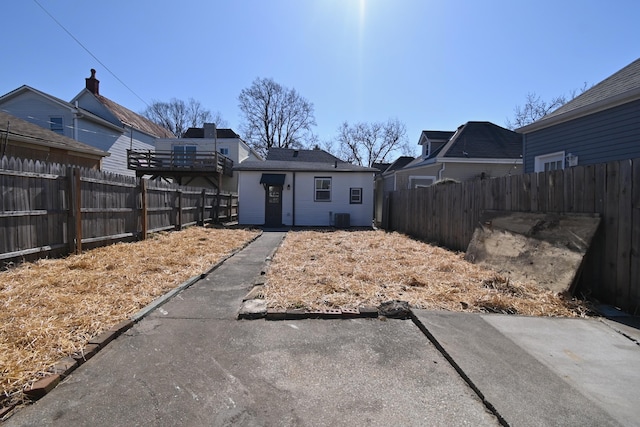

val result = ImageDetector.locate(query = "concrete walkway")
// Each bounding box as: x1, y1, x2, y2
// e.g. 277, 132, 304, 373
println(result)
4, 231, 640, 426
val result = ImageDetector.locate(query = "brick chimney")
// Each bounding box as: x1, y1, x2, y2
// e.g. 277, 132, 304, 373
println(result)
85, 69, 99, 95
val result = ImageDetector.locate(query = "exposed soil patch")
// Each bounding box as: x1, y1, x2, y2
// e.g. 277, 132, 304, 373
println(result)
0, 226, 260, 408
263, 230, 592, 317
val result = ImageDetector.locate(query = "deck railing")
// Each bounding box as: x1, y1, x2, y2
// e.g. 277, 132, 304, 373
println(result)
127, 150, 233, 176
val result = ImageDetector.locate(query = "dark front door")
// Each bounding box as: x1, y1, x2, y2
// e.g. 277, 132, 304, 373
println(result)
264, 185, 283, 227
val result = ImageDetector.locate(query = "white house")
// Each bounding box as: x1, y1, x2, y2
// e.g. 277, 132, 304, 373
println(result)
0, 69, 174, 176
155, 124, 262, 192
235, 148, 376, 227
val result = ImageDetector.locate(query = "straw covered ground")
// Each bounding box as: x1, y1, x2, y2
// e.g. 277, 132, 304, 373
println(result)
0, 226, 260, 408
2, 227, 592, 410
264, 230, 592, 317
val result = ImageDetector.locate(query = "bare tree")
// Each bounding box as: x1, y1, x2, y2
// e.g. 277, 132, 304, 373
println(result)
141, 98, 227, 137
335, 118, 411, 167
506, 82, 590, 129
238, 77, 316, 156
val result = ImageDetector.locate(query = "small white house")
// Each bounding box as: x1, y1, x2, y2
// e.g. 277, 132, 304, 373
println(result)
234, 149, 376, 227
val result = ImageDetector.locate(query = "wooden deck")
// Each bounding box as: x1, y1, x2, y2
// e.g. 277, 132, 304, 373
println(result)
127, 150, 234, 177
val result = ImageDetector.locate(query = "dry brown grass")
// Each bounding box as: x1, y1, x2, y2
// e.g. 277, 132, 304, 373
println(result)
1, 227, 593, 410
0, 226, 260, 406
264, 230, 592, 317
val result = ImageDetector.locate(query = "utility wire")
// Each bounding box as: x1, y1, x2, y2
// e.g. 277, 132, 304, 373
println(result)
32, 0, 150, 108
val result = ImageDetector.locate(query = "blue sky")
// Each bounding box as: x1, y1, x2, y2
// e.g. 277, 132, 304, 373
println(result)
2, 0, 638, 157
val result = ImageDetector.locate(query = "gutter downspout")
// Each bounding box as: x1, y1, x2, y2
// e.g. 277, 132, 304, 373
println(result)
438, 162, 446, 180
292, 172, 296, 226
522, 133, 527, 173
73, 101, 79, 140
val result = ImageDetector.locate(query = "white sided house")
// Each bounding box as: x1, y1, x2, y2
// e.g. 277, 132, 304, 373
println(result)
235, 149, 376, 227
155, 124, 262, 192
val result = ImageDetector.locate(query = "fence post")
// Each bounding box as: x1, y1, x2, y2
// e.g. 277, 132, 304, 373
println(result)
73, 168, 82, 254
176, 189, 183, 230
214, 190, 220, 223
141, 179, 148, 239
66, 166, 76, 254
200, 189, 206, 226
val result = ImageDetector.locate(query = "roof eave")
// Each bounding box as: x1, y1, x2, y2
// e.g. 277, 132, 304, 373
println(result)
439, 157, 523, 164
8, 133, 110, 157
518, 88, 640, 133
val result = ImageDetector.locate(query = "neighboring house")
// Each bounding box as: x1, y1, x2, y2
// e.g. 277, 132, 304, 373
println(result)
374, 156, 414, 226
0, 110, 109, 168
152, 124, 263, 191
0, 69, 174, 177
518, 57, 640, 172
393, 122, 522, 189
234, 148, 376, 227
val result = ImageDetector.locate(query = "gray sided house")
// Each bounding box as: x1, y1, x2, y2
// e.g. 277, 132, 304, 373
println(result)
374, 156, 414, 226
235, 148, 376, 227
394, 122, 522, 188
374, 123, 521, 226
519, 57, 640, 172
0, 69, 174, 177
0, 110, 109, 168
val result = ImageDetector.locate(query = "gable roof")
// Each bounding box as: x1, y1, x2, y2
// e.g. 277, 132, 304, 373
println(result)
0, 110, 109, 157
404, 121, 521, 169
420, 130, 455, 143
0, 85, 73, 110
519, 57, 640, 133
381, 156, 415, 174
443, 122, 521, 159
183, 127, 241, 138
372, 162, 391, 174
70, 69, 174, 138
266, 148, 343, 163
85, 92, 175, 138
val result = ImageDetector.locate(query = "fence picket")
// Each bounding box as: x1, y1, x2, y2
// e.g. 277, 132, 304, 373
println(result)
1, 155, 237, 266
386, 156, 640, 313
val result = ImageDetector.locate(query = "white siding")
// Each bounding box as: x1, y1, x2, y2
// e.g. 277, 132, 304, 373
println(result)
293, 172, 373, 227
238, 171, 268, 225
238, 170, 374, 227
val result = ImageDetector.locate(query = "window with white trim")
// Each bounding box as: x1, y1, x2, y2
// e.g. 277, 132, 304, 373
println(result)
314, 177, 331, 201
534, 151, 565, 173
350, 187, 362, 204
219, 147, 229, 155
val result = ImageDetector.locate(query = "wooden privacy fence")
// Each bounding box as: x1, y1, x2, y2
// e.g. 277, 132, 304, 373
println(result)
0, 156, 238, 266
386, 157, 640, 313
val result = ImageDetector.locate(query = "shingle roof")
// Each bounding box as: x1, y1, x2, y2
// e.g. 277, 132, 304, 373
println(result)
234, 160, 376, 172
266, 148, 344, 163
183, 127, 241, 138
519, 57, 640, 132
372, 162, 391, 174
0, 110, 109, 157
422, 130, 455, 141
444, 121, 521, 159
383, 156, 415, 173
94, 94, 175, 138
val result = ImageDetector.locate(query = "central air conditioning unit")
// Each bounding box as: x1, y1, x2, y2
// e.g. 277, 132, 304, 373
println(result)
334, 213, 350, 228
